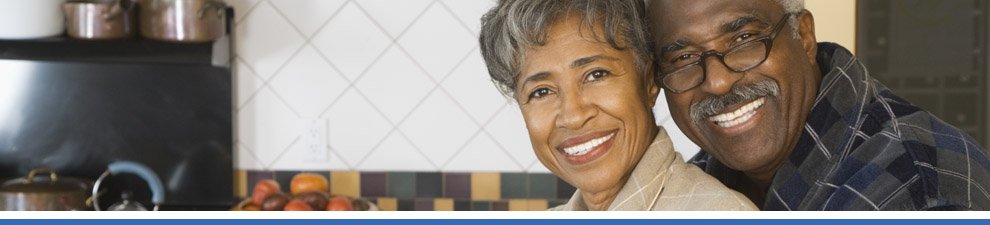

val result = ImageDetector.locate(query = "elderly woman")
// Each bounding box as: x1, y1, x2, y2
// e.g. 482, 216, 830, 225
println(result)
478, 0, 756, 211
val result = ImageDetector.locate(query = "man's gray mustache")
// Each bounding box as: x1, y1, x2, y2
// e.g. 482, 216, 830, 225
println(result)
689, 80, 780, 123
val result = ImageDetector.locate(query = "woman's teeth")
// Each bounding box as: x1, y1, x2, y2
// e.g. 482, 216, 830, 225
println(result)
708, 97, 765, 128
563, 132, 615, 156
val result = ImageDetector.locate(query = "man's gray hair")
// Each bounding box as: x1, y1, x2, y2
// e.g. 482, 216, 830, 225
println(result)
478, 0, 653, 97
778, 0, 805, 36
778, 0, 805, 14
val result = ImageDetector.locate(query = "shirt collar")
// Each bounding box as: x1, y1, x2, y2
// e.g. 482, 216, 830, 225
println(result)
559, 127, 677, 211
791, 42, 871, 162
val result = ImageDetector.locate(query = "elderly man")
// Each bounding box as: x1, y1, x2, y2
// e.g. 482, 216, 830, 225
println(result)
647, 0, 990, 210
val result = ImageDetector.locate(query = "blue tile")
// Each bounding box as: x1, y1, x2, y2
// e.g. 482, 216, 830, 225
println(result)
471, 201, 491, 211
454, 200, 471, 211
415, 172, 442, 198
500, 173, 528, 198
528, 173, 557, 199
556, 178, 576, 199
387, 172, 416, 199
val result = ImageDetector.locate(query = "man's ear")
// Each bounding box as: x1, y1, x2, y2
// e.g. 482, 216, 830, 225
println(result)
646, 63, 661, 108
797, 9, 818, 64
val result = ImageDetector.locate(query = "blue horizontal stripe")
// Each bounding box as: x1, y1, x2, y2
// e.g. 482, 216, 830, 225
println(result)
0, 219, 987, 225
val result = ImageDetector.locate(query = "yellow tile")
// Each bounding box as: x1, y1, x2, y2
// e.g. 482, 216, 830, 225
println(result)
377, 197, 397, 211
234, 170, 247, 198
471, 172, 500, 200
527, 199, 548, 211
508, 199, 529, 211
433, 198, 454, 211
331, 171, 361, 197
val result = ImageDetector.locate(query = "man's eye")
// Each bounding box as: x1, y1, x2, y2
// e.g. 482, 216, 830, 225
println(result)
734, 33, 756, 43
528, 88, 553, 100
669, 54, 698, 66
584, 70, 609, 82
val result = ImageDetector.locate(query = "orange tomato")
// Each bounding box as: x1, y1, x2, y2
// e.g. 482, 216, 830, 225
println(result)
290, 173, 329, 195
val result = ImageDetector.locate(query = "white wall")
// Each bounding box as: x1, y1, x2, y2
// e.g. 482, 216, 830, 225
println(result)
807, 0, 857, 52
231, 0, 856, 173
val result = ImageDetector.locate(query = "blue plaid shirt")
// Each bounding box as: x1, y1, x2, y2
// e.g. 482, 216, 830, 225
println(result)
691, 43, 990, 210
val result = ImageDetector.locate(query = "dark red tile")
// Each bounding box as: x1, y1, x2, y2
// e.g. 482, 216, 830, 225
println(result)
443, 173, 471, 199
361, 172, 387, 197
491, 201, 508, 211
414, 198, 434, 211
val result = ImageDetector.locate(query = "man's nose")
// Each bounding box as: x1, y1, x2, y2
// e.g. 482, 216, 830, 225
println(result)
555, 90, 596, 130
698, 56, 742, 95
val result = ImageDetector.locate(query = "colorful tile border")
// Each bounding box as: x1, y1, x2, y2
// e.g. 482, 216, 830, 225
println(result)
238, 170, 575, 211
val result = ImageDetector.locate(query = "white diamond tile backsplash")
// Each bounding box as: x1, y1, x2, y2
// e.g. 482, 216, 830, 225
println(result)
268, 45, 348, 118
310, 1, 391, 81
269, 0, 348, 38
396, 3, 477, 81
399, 91, 481, 168
231, 0, 701, 172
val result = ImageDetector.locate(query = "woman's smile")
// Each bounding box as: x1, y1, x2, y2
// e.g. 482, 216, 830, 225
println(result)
557, 130, 619, 165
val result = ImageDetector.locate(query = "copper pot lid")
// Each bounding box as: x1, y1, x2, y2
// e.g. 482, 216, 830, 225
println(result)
0, 169, 90, 194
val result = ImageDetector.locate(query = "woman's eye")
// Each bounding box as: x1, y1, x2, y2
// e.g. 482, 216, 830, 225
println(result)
528, 87, 553, 100
584, 70, 609, 82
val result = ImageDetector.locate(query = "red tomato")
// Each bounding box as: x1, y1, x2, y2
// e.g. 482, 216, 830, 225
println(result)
284, 199, 314, 211
326, 196, 353, 211
251, 179, 281, 206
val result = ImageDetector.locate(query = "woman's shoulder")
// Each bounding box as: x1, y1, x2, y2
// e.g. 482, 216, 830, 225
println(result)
653, 154, 758, 211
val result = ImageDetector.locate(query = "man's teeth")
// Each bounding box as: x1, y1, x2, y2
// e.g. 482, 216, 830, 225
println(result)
563, 133, 615, 156
708, 97, 765, 128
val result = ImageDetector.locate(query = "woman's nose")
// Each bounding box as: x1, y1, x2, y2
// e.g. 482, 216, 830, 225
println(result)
555, 90, 597, 130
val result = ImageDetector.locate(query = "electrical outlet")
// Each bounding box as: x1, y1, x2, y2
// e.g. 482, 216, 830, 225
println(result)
302, 118, 329, 162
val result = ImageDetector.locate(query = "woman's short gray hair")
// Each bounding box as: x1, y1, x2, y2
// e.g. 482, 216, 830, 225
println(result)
479, 0, 653, 97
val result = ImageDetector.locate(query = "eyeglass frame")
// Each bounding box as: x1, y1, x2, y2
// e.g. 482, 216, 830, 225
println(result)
659, 13, 797, 93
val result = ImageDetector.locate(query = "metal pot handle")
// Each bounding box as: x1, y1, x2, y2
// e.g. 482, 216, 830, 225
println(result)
25, 168, 57, 184
197, 0, 227, 19
103, 0, 134, 20
91, 161, 166, 211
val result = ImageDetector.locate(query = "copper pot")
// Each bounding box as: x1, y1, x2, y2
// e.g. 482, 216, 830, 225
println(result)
137, 0, 227, 43
63, 0, 136, 40
0, 169, 92, 211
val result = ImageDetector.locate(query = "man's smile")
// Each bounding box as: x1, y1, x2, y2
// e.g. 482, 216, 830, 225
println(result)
708, 97, 765, 127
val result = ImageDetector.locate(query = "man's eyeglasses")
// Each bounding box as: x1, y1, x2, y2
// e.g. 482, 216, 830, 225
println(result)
659, 13, 796, 93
